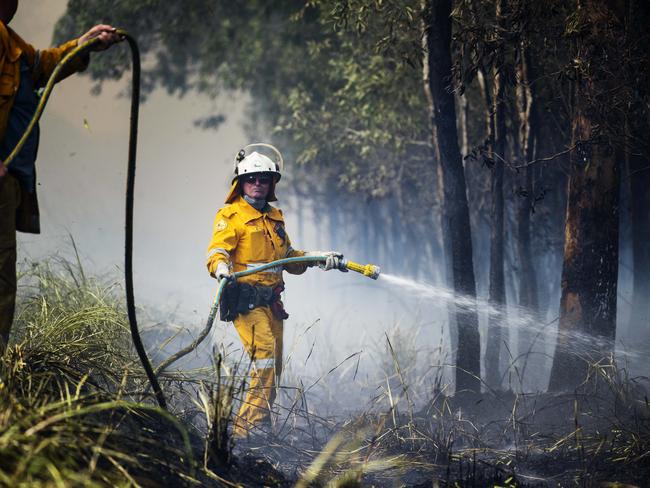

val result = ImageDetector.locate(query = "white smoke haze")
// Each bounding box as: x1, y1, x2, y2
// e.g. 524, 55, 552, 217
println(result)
14, 1, 649, 423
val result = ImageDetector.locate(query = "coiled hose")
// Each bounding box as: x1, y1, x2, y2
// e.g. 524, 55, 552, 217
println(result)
2, 30, 167, 410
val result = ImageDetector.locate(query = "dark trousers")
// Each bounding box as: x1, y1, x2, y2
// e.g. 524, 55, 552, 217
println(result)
0, 173, 19, 352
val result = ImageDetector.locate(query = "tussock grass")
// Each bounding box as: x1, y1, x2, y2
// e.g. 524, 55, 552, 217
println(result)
1, 258, 296, 487
0, 260, 201, 487
14, 259, 138, 391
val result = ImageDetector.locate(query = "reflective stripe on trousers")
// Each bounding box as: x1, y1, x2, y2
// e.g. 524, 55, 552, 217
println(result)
232, 305, 283, 436
254, 357, 276, 370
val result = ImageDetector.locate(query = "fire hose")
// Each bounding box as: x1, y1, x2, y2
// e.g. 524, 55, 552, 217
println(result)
154, 256, 380, 376
3, 29, 382, 411
1, 29, 168, 410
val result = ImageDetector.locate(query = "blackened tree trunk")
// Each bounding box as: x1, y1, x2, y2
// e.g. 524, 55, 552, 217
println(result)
629, 156, 650, 343
485, 0, 507, 391
423, 0, 481, 393
626, 0, 650, 349
548, 0, 622, 391
433, 155, 460, 367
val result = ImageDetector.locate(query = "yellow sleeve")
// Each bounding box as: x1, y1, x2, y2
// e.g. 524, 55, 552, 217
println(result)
283, 232, 309, 275
33, 38, 89, 88
206, 209, 239, 277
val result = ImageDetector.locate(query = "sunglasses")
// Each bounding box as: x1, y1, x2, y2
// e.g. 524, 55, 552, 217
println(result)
242, 173, 273, 185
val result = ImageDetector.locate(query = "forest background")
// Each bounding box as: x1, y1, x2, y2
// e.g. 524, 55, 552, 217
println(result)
17, 0, 650, 396
2, 0, 648, 485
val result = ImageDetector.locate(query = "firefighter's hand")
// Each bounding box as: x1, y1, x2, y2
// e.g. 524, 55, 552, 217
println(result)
307, 251, 346, 272
215, 262, 232, 282
323, 251, 346, 272
0, 165, 7, 179
79, 25, 123, 51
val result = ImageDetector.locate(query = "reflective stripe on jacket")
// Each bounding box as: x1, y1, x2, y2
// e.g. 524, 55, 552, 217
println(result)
206, 195, 307, 287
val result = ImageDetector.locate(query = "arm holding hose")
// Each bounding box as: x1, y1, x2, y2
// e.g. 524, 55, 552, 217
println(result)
284, 242, 345, 274
31, 38, 89, 86
0, 23, 122, 178
282, 229, 312, 275
275, 220, 345, 273
32, 25, 122, 87
304, 250, 347, 271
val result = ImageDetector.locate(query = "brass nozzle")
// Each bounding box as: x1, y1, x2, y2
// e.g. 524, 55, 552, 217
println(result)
342, 260, 381, 280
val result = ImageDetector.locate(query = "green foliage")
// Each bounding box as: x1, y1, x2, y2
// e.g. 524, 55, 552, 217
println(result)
54, 0, 649, 210
55, 0, 436, 205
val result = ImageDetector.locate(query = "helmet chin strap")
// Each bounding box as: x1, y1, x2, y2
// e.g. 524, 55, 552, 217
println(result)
243, 194, 267, 211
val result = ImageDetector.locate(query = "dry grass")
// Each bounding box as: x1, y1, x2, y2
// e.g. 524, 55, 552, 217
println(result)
5, 258, 648, 487
259, 331, 650, 487
0, 259, 203, 486
0, 259, 273, 486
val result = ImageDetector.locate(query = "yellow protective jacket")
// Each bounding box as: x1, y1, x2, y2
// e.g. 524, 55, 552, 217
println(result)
206, 195, 308, 287
0, 21, 88, 233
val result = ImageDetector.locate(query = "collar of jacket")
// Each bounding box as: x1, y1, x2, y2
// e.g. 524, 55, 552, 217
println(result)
232, 195, 283, 223
0, 22, 33, 65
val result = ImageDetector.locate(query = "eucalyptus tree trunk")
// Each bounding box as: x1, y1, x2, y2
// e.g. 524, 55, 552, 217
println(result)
423, 0, 481, 394
485, 0, 507, 391
515, 44, 540, 378
435, 157, 459, 367
458, 93, 469, 158
548, 0, 622, 391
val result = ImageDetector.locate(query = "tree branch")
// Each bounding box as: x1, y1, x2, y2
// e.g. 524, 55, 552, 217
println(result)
513, 143, 578, 169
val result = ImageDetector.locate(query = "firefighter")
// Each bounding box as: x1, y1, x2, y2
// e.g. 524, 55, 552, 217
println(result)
206, 143, 343, 437
0, 0, 123, 352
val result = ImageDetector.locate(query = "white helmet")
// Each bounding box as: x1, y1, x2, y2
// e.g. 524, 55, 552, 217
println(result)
232, 143, 284, 183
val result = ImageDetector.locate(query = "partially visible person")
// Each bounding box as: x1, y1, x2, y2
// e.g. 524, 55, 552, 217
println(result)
0, 0, 123, 352
206, 143, 344, 437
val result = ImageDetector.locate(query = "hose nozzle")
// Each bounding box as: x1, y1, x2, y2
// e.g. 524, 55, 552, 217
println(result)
341, 259, 381, 280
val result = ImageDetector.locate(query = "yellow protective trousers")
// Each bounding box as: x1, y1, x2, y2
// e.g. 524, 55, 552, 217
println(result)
0, 174, 20, 352
232, 306, 283, 437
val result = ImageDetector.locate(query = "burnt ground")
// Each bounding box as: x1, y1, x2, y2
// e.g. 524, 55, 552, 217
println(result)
223, 380, 650, 487
122, 367, 650, 486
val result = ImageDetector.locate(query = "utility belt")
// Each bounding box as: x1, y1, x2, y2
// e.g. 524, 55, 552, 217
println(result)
220, 281, 289, 322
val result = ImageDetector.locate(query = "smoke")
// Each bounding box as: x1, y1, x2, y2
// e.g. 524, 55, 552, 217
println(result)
12, 1, 649, 422
12, 2, 454, 412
